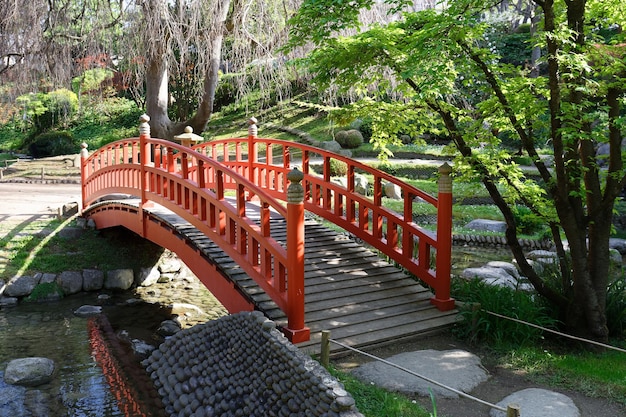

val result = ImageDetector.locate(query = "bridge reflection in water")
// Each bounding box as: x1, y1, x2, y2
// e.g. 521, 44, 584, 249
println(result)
80, 115, 457, 353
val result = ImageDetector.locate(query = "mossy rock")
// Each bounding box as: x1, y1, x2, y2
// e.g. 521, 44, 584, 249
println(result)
24, 282, 65, 302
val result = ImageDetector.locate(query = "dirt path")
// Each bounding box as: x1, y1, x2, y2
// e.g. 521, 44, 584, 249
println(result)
0, 182, 81, 218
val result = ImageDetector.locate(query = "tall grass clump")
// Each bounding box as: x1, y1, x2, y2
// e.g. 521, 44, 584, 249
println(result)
452, 278, 559, 348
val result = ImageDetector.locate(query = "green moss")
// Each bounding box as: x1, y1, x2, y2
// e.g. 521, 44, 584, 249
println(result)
23, 282, 65, 302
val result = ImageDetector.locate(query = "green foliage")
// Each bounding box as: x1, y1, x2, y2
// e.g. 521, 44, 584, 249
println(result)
452, 278, 559, 347
72, 68, 114, 94
606, 275, 626, 337
512, 204, 548, 236
329, 158, 348, 176
36, 89, 79, 132
23, 282, 64, 302
23, 131, 79, 158
335, 129, 364, 149
351, 118, 373, 142
326, 365, 431, 417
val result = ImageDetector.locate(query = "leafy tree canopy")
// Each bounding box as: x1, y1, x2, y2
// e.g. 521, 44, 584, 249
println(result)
288, 0, 626, 343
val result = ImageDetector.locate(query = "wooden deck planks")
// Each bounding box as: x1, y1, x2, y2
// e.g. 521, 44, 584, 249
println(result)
114, 201, 459, 355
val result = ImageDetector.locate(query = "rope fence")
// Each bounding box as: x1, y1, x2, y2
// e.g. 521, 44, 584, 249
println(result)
319, 310, 626, 416
483, 310, 626, 354
319, 330, 521, 417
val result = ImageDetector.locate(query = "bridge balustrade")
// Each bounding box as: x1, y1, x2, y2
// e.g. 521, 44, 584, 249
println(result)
193, 119, 454, 311
81, 115, 309, 342
81, 115, 454, 344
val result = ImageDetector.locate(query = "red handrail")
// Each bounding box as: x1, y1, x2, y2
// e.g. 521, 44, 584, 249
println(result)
81, 115, 310, 342
193, 119, 454, 310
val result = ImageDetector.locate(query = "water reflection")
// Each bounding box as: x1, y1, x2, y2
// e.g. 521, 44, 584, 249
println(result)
0, 293, 124, 417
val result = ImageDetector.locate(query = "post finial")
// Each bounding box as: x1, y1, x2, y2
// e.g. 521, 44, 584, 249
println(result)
139, 114, 151, 137
438, 162, 452, 193
287, 167, 304, 204
80, 142, 88, 158
248, 117, 258, 138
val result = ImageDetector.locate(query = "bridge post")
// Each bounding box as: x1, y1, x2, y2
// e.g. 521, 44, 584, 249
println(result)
432, 162, 455, 311
80, 142, 88, 210
139, 115, 151, 205
247, 117, 258, 193
139, 115, 153, 234
283, 167, 311, 343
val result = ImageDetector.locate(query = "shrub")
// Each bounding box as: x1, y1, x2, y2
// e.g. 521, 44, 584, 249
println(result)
606, 275, 626, 338
512, 204, 548, 237
352, 118, 373, 143
36, 89, 79, 131
335, 129, 364, 149
25, 131, 79, 158
329, 158, 348, 176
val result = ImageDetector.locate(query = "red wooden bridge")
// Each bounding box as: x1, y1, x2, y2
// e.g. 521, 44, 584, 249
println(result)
80, 115, 457, 352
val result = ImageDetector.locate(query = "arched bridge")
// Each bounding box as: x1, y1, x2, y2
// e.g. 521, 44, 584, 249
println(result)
80, 115, 456, 351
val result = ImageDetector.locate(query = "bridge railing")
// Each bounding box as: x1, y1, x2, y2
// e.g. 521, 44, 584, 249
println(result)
81, 115, 310, 342
194, 118, 454, 310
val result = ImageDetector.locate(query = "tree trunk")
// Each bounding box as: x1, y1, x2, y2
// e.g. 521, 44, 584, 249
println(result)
145, 59, 172, 140
144, 0, 233, 141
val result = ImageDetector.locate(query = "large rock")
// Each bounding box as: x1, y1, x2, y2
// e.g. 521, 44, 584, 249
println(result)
0, 296, 18, 307
485, 261, 521, 279
490, 388, 580, 417
4, 275, 39, 297
354, 173, 369, 196
137, 266, 160, 287
4, 358, 55, 387
609, 238, 626, 255
461, 267, 532, 290
352, 349, 489, 399
384, 182, 402, 199
82, 269, 104, 291
105, 269, 134, 290
465, 219, 507, 233
37, 273, 57, 285
74, 305, 103, 317
321, 140, 342, 153
57, 271, 83, 295
158, 259, 181, 274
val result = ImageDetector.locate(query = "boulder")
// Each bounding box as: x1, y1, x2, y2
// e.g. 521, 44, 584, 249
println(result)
609, 238, 626, 255
158, 259, 182, 274
464, 219, 507, 233
73, 305, 103, 317
352, 349, 489, 399
485, 261, 520, 279
137, 266, 160, 287
354, 173, 369, 196
82, 269, 104, 291
384, 182, 402, 199
38, 273, 57, 285
57, 271, 83, 295
104, 269, 134, 290
0, 296, 18, 307
321, 140, 342, 153
131, 339, 155, 359
461, 267, 532, 290
157, 320, 182, 336
57, 227, 84, 240
4, 275, 39, 297
490, 388, 580, 417
4, 358, 55, 387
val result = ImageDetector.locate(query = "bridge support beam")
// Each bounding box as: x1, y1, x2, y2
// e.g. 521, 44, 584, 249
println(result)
282, 168, 311, 343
